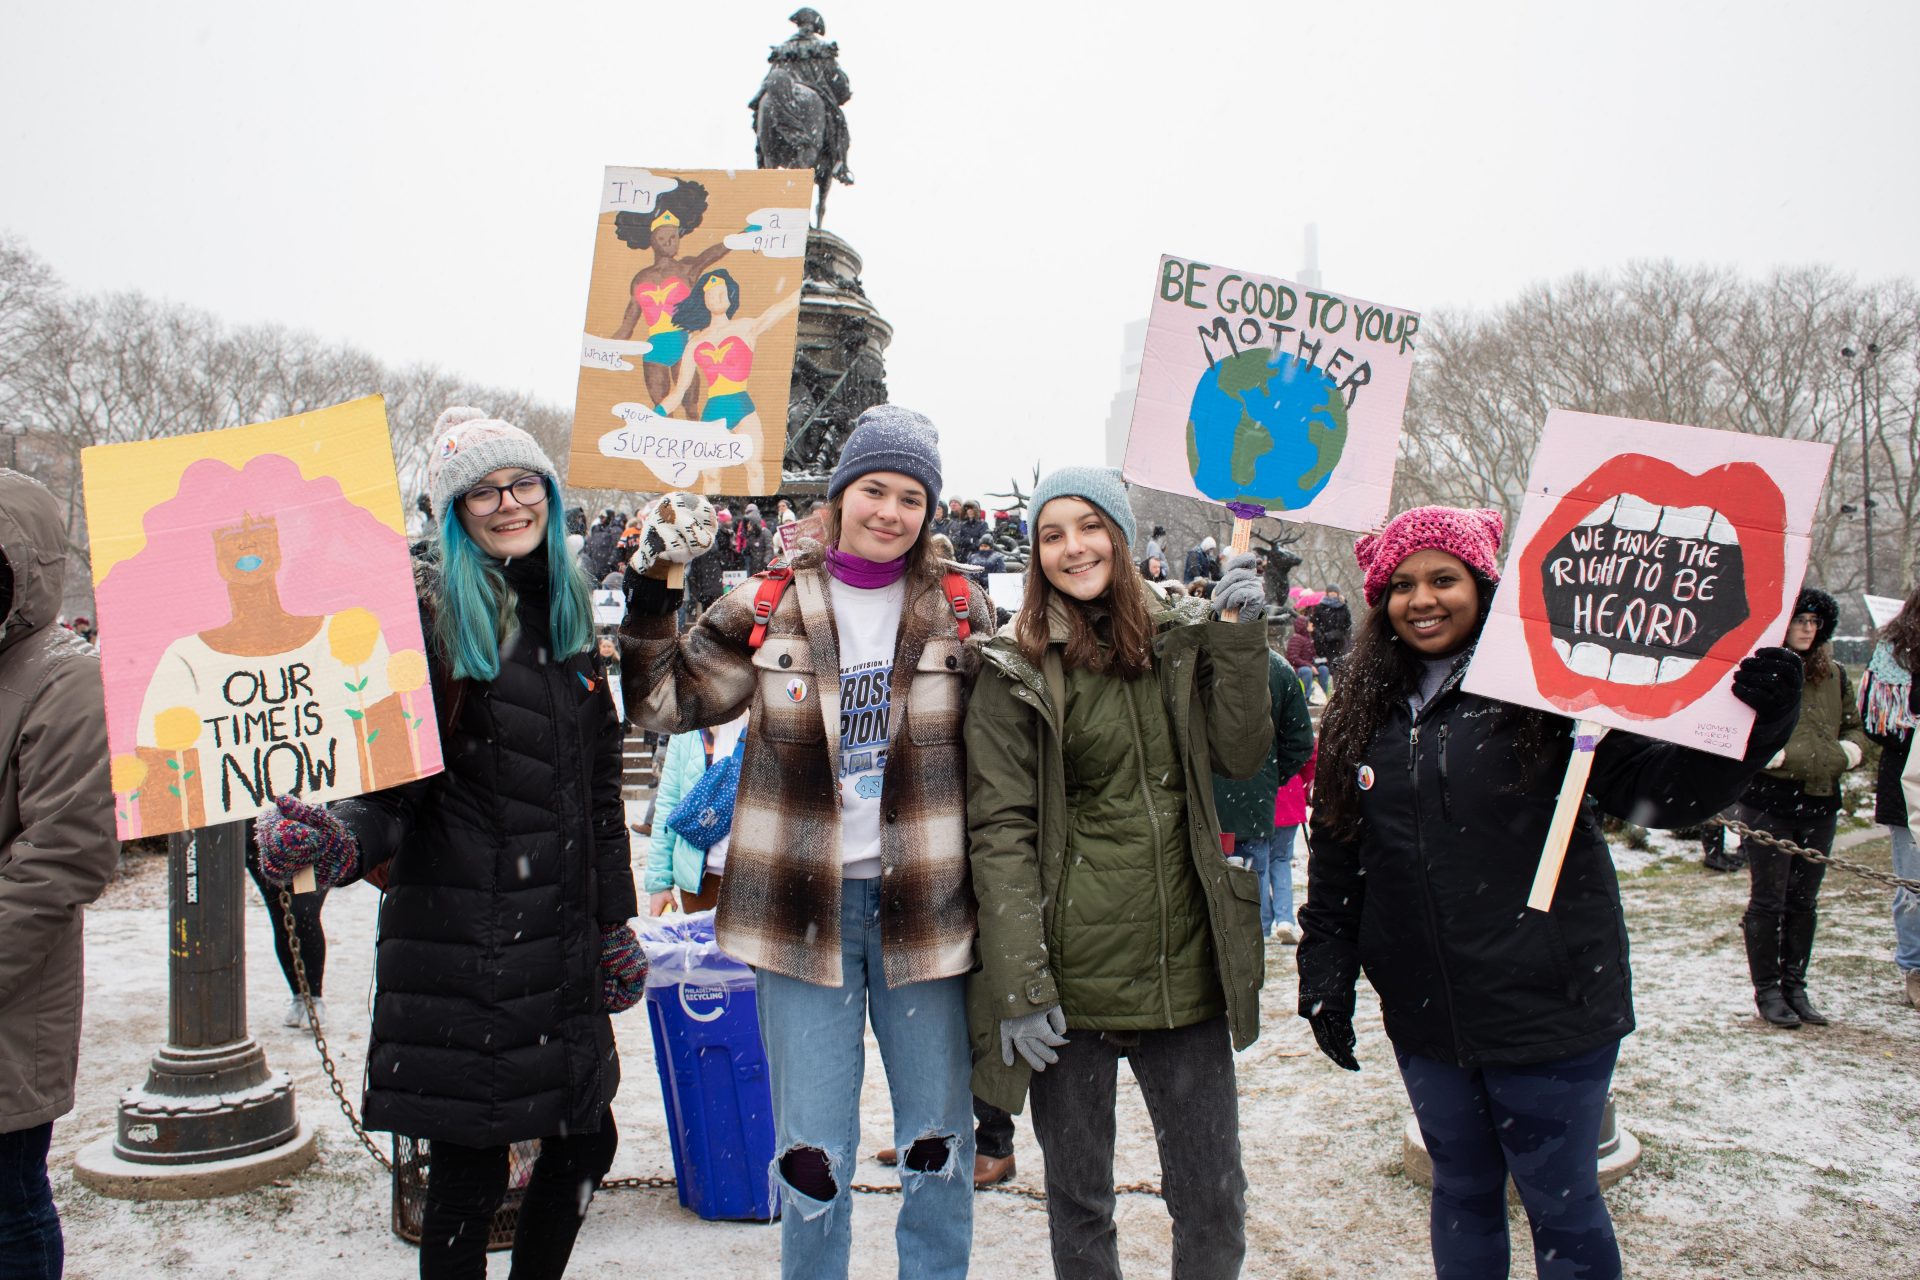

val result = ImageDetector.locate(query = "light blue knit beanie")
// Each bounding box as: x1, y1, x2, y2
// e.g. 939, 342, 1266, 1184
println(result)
1028, 466, 1137, 548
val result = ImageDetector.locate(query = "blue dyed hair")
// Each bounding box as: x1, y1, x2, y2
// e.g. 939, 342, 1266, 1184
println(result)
433, 476, 595, 681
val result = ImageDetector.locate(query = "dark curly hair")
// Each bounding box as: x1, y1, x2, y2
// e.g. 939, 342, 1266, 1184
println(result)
1313, 570, 1558, 839
613, 179, 711, 249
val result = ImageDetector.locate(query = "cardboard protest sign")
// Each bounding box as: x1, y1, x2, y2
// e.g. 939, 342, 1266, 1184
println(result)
83, 396, 442, 839
1864, 593, 1904, 631
1464, 410, 1833, 759
568, 166, 810, 496
777, 510, 827, 556
1123, 255, 1418, 532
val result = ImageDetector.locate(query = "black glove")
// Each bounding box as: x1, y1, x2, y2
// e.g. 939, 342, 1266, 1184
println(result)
1308, 1011, 1360, 1072
1730, 646, 1803, 722
623, 560, 683, 619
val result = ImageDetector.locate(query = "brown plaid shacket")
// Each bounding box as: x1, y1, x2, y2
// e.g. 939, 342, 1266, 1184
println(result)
620, 552, 987, 988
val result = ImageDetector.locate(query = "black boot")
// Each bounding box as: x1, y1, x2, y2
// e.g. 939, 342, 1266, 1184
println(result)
1781, 910, 1830, 1025
1743, 912, 1801, 1028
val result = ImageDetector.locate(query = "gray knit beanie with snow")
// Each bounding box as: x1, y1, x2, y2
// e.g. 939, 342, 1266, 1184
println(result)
827, 405, 943, 503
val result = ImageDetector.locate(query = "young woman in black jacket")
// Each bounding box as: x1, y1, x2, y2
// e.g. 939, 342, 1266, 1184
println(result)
256, 411, 641, 1279
1861, 586, 1920, 1011
1298, 506, 1800, 1280
1732, 588, 1868, 1028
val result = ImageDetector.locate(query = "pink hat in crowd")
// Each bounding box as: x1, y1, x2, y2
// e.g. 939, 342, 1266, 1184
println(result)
1354, 506, 1505, 607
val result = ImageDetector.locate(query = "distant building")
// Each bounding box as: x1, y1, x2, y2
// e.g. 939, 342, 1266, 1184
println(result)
1105, 318, 1148, 469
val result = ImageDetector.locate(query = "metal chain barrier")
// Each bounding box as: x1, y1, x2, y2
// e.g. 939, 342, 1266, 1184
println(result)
279, 887, 393, 1172
274, 893, 1173, 1204
1711, 818, 1920, 893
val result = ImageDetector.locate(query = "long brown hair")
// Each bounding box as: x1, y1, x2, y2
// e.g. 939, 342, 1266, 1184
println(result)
819, 484, 941, 581
1014, 507, 1155, 679
1314, 570, 1556, 839
1799, 643, 1835, 686
1881, 584, 1920, 673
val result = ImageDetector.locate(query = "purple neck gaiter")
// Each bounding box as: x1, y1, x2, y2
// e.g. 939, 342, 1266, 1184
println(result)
825, 545, 908, 589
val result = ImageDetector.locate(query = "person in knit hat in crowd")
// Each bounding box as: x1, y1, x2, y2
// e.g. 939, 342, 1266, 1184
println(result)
255, 408, 640, 1279
1727, 585, 1867, 1029
966, 534, 1006, 576
1184, 534, 1220, 584
966, 466, 1274, 1279
1859, 585, 1920, 1012
620, 405, 987, 1279
1208, 552, 1315, 950
734, 502, 776, 576
1298, 505, 1805, 1280
0, 470, 118, 1280
1285, 611, 1325, 703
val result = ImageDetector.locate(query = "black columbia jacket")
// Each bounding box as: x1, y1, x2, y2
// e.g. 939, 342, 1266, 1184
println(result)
1298, 661, 1794, 1066
334, 552, 636, 1145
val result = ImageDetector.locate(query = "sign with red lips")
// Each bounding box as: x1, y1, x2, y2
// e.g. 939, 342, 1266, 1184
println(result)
1465, 411, 1833, 759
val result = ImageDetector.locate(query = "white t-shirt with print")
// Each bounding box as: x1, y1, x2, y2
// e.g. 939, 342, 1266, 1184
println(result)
830, 578, 905, 879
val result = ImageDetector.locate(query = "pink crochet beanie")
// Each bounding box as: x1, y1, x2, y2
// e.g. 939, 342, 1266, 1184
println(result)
1354, 506, 1505, 607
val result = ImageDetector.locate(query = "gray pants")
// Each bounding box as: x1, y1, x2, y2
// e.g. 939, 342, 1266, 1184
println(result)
1027, 1015, 1246, 1280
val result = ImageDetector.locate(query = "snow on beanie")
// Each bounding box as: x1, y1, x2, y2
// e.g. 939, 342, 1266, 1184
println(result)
826, 405, 943, 503
1027, 466, 1137, 548
426, 408, 560, 520
1354, 506, 1504, 607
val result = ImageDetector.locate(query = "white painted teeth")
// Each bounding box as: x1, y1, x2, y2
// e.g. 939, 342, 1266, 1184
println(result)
1611, 494, 1661, 531
1657, 656, 1697, 682
1587, 493, 1738, 544
1570, 642, 1611, 678
1551, 641, 1703, 685
1656, 505, 1713, 540
1609, 652, 1659, 685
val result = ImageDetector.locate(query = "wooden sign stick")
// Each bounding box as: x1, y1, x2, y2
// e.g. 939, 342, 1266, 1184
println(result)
1225, 502, 1264, 558
1527, 719, 1609, 912
293, 867, 318, 895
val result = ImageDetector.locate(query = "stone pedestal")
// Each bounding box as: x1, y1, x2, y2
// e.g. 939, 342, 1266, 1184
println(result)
1401, 1096, 1641, 1194
779, 227, 893, 490
75, 823, 314, 1199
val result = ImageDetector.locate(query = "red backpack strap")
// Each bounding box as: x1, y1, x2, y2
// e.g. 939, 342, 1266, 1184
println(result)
941, 570, 973, 641
746, 567, 793, 650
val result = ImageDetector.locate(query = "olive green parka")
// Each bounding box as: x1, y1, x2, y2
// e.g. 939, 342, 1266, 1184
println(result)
963, 598, 1273, 1113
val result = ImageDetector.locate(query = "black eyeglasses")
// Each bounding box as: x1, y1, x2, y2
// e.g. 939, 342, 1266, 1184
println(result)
460, 474, 548, 516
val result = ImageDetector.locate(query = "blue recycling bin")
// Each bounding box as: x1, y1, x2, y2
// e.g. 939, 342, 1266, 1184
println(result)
639, 911, 780, 1221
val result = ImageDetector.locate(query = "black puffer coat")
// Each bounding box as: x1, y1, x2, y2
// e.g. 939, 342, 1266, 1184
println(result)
334, 551, 636, 1145
1299, 661, 1794, 1067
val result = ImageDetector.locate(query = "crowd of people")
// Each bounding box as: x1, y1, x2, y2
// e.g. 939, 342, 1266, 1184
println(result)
3, 401, 1916, 1280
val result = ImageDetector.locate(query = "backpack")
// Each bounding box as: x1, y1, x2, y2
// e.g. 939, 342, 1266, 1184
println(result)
745, 566, 975, 649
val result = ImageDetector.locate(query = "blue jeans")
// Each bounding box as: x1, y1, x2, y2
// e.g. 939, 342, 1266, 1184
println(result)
755, 878, 973, 1280
1396, 1040, 1622, 1280
1238, 831, 1297, 933
0, 1122, 61, 1280
1892, 826, 1920, 972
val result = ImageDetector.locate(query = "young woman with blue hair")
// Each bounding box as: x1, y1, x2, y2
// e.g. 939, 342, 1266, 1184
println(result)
255, 408, 642, 1280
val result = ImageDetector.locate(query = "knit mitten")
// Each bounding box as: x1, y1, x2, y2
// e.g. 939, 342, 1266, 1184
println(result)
1211, 553, 1268, 622
254, 795, 358, 888
600, 923, 649, 1013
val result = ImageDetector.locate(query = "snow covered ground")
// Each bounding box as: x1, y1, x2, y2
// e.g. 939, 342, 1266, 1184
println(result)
49, 831, 1920, 1278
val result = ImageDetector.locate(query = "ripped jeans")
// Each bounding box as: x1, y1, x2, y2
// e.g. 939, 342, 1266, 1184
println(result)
755, 877, 974, 1280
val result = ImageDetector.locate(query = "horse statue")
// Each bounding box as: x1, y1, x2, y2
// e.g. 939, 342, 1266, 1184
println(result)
750, 8, 854, 227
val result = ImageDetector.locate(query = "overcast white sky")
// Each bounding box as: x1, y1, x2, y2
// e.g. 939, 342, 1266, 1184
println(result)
4, 0, 1917, 501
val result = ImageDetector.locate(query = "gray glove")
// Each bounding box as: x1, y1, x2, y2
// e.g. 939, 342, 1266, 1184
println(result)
999, 1005, 1069, 1071
1211, 553, 1266, 622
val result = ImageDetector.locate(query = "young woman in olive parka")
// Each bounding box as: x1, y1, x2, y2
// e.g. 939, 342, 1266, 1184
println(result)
965, 467, 1271, 1280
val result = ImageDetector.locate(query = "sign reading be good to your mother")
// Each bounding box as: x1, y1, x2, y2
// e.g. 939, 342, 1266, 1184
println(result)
1122, 254, 1420, 533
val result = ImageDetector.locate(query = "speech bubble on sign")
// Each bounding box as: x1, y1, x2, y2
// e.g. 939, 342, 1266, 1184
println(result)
580, 334, 653, 372
723, 207, 810, 258
598, 402, 756, 488
601, 168, 680, 213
